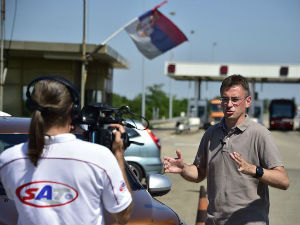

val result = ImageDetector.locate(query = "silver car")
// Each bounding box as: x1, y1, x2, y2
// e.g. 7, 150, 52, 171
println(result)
125, 121, 163, 181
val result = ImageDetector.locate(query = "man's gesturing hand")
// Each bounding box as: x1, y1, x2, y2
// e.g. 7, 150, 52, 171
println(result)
163, 150, 185, 174
230, 152, 256, 176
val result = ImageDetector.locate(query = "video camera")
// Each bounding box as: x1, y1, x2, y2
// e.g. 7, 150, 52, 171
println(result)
80, 103, 147, 150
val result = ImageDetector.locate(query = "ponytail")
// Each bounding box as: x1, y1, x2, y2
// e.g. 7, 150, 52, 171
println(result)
28, 110, 45, 167
26, 79, 73, 167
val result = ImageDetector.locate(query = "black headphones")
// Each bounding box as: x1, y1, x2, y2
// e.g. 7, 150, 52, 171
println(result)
26, 75, 82, 124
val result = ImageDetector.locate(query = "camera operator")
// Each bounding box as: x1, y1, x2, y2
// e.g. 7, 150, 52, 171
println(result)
0, 76, 132, 225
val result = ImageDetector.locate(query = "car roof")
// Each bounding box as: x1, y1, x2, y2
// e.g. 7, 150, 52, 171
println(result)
0, 117, 84, 134
0, 117, 31, 134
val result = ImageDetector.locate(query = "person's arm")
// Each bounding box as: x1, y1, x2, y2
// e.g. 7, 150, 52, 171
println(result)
163, 150, 206, 183
109, 124, 133, 224
230, 152, 289, 190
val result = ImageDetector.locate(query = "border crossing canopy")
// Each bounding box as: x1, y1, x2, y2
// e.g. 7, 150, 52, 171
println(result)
164, 62, 300, 125
164, 62, 300, 83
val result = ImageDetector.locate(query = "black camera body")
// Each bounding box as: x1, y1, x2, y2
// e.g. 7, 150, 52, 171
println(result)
85, 127, 130, 150
80, 103, 138, 150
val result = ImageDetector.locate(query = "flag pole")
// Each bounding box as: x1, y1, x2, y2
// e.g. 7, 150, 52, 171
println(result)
86, 0, 169, 117
0, 0, 5, 111
89, 0, 168, 58
141, 56, 146, 118
88, 17, 137, 58
141, 0, 146, 118
101, 18, 137, 46
153, 0, 168, 10
82, 14, 136, 106
80, 0, 87, 107
140, 0, 168, 118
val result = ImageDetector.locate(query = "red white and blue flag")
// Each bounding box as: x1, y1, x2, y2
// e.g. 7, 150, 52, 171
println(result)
125, 4, 188, 59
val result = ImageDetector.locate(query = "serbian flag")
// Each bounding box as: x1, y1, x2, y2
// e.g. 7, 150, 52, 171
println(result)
125, 5, 188, 59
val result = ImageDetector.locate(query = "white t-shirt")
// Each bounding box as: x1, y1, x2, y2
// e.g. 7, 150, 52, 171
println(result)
0, 133, 132, 225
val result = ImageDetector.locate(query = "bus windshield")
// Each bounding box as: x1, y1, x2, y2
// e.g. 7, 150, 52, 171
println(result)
270, 103, 294, 119
210, 104, 223, 112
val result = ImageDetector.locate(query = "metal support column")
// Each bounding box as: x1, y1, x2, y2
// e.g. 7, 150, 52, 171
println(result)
194, 79, 201, 117
249, 81, 255, 117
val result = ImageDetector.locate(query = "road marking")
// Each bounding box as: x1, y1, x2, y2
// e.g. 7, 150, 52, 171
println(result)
160, 135, 176, 140
174, 143, 199, 147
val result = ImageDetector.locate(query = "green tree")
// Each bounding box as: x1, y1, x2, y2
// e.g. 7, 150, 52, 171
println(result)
146, 84, 169, 120
112, 93, 142, 119
173, 97, 188, 117
128, 94, 142, 116
112, 93, 130, 107
112, 84, 188, 120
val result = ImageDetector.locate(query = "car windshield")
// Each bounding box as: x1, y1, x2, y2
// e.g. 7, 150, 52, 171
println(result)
125, 127, 140, 138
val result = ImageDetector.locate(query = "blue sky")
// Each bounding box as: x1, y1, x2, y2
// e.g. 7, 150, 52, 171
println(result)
4, 0, 300, 104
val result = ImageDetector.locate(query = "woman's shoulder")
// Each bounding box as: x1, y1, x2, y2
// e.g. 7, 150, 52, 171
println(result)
74, 138, 109, 149
67, 139, 118, 168
0, 142, 28, 165
72, 138, 113, 156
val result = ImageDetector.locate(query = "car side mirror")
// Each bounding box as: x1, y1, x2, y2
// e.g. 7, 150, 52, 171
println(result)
146, 174, 171, 197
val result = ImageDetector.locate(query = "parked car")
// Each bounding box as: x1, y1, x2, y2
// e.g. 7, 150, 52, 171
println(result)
125, 120, 163, 181
175, 117, 201, 134
0, 116, 186, 225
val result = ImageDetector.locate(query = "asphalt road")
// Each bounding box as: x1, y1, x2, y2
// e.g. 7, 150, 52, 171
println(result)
153, 128, 300, 225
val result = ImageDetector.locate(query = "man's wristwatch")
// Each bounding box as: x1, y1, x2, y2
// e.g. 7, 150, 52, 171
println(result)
254, 166, 264, 178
